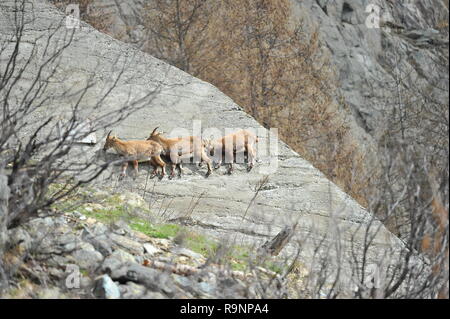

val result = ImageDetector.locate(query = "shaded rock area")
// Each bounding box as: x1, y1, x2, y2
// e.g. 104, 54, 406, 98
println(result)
291, 0, 449, 137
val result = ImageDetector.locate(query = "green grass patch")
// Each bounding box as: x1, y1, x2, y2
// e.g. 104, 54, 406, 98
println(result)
265, 261, 284, 274
214, 245, 286, 274
183, 232, 218, 257
130, 220, 218, 257
81, 206, 132, 224
226, 246, 252, 271
130, 221, 180, 239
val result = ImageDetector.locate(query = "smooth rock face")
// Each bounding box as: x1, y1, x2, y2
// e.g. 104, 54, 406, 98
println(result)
0, 0, 406, 287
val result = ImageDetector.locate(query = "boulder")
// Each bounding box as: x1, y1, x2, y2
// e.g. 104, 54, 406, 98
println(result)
93, 275, 121, 299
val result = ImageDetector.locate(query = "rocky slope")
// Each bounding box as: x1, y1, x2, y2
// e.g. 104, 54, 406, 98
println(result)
4, 188, 293, 299
0, 0, 411, 297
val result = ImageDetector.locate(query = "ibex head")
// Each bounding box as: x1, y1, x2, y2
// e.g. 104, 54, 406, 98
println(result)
103, 130, 117, 151
202, 137, 212, 150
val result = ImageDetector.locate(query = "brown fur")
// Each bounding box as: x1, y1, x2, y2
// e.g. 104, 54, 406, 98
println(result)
103, 131, 166, 179
147, 127, 212, 178
203, 129, 258, 174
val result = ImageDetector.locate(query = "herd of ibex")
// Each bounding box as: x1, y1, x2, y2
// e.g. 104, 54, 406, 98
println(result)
103, 127, 259, 180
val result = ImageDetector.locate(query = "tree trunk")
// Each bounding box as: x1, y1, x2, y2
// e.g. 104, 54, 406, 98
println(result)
259, 224, 296, 256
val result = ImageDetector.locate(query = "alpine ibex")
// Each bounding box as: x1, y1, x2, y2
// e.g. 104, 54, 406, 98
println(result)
103, 131, 166, 179
147, 127, 212, 178
203, 129, 258, 174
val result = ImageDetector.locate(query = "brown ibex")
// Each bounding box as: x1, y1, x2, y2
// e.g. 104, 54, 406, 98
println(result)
103, 131, 166, 179
203, 129, 258, 174
147, 127, 212, 178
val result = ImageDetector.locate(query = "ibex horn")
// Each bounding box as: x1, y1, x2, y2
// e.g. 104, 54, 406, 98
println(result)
107, 130, 112, 138
151, 127, 159, 136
